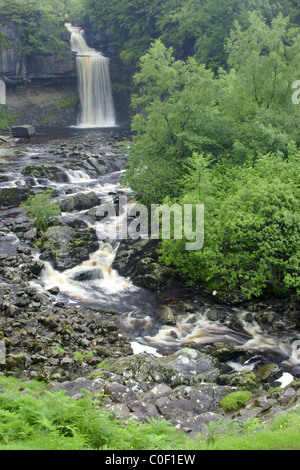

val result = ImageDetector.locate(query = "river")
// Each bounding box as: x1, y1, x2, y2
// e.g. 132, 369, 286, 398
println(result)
1, 126, 300, 381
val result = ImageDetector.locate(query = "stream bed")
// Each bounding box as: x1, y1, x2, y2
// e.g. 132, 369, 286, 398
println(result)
0, 126, 300, 384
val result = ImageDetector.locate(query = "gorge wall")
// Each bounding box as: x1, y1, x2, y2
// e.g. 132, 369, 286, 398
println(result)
0, 24, 78, 127
0, 23, 128, 127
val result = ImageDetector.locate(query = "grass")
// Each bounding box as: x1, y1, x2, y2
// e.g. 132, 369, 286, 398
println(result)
0, 375, 299, 450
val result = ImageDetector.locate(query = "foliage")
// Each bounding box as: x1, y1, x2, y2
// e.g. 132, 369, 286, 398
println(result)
220, 391, 253, 411
122, 11, 300, 299
0, 0, 72, 56
123, 39, 218, 207
159, 152, 300, 298
20, 190, 61, 232
0, 376, 299, 450
0, 376, 189, 450
0, 105, 14, 131
83, 0, 300, 69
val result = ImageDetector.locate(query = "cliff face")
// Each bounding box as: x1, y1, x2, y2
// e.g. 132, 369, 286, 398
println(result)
0, 24, 77, 84
0, 24, 79, 127
0, 23, 129, 127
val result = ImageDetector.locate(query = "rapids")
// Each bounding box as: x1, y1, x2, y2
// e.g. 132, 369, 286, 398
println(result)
0, 127, 299, 380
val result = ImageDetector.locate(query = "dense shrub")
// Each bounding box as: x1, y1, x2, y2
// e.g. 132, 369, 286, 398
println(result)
21, 190, 61, 232
159, 153, 300, 299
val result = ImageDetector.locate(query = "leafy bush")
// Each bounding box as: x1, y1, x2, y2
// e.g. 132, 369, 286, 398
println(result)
159, 152, 300, 299
21, 190, 60, 232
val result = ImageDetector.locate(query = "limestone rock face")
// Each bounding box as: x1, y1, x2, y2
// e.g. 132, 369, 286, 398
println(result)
0, 24, 78, 127
0, 25, 76, 85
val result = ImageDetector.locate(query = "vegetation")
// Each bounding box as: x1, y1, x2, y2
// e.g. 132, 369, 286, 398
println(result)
0, 0, 300, 452
0, 0, 85, 57
220, 391, 253, 412
123, 9, 300, 300
20, 190, 61, 232
0, 105, 14, 131
0, 376, 299, 450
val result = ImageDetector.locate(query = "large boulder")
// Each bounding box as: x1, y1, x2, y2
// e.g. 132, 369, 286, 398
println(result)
39, 225, 99, 271
113, 239, 175, 290
11, 125, 36, 138
59, 191, 100, 212
87, 347, 220, 387
21, 164, 69, 182
0, 187, 32, 209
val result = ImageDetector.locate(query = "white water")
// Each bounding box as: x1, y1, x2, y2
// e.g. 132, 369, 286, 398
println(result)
65, 168, 93, 183
17, 138, 299, 378
40, 241, 138, 303
137, 308, 300, 372
66, 23, 116, 128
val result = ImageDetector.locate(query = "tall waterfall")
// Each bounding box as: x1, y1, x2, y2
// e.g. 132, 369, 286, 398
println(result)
66, 23, 116, 128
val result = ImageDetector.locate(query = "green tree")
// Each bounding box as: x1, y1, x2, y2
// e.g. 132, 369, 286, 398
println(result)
0, 0, 68, 56
123, 40, 218, 206
160, 152, 300, 299
21, 190, 61, 232
226, 12, 300, 111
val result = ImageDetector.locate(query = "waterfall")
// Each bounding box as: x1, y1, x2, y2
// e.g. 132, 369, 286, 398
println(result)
66, 23, 116, 128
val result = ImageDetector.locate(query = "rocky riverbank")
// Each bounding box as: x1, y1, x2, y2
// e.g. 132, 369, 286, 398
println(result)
0, 128, 300, 437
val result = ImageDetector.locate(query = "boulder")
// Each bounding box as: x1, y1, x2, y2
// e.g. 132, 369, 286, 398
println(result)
69, 268, 102, 282
21, 164, 69, 182
113, 239, 175, 290
39, 225, 99, 271
59, 191, 100, 212
0, 187, 32, 209
11, 125, 36, 138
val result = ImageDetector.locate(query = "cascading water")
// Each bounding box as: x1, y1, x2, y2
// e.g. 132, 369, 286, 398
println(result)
66, 23, 116, 128
5, 131, 298, 379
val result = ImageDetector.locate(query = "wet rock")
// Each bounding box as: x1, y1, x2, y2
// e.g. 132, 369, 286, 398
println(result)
69, 268, 102, 282
113, 239, 175, 290
254, 363, 283, 388
59, 191, 99, 212
0, 187, 32, 209
39, 225, 99, 271
159, 306, 176, 325
47, 286, 60, 295
12, 125, 36, 138
85, 156, 107, 175
21, 164, 69, 182
217, 370, 258, 391
203, 344, 246, 363
22, 227, 38, 240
